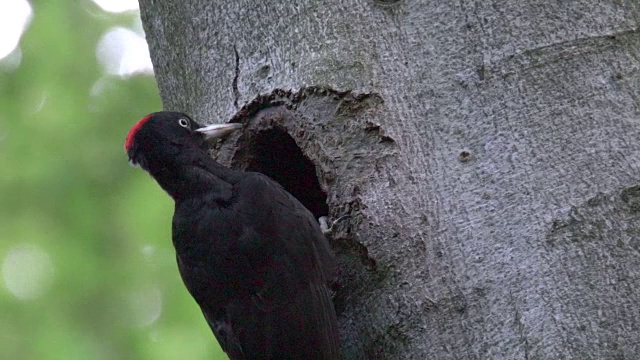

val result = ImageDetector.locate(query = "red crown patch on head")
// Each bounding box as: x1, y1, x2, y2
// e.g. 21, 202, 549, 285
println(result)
125, 114, 153, 152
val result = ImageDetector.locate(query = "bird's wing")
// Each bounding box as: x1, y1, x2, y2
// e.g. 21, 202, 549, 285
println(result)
224, 172, 341, 358
234, 172, 338, 284
202, 305, 246, 359
175, 171, 341, 358
199, 277, 341, 359
175, 256, 246, 358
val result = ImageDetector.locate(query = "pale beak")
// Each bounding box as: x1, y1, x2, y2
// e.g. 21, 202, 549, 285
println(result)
195, 123, 243, 140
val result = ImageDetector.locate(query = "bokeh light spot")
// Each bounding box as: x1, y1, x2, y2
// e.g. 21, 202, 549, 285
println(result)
141, 244, 156, 259
1, 48, 23, 71
92, 0, 138, 13
0, 0, 33, 61
127, 286, 163, 327
96, 27, 153, 78
2, 244, 55, 300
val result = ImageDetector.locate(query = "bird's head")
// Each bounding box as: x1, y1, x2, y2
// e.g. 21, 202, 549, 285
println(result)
124, 111, 242, 171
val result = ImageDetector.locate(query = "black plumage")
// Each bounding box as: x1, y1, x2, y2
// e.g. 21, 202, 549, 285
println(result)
125, 111, 340, 359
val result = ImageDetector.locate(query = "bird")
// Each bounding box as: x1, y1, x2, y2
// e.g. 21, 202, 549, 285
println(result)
124, 111, 341, 359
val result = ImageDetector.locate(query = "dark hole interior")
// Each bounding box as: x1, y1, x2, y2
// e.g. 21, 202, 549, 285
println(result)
244, 128, 329, 219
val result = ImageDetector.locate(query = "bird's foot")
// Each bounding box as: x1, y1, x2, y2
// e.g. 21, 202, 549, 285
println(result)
319, 215, 352, 236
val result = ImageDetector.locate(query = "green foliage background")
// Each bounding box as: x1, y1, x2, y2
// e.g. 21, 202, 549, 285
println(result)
0, 2, 226, 359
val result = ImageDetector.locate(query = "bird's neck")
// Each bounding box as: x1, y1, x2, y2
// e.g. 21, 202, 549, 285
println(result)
147, 152, 238, 203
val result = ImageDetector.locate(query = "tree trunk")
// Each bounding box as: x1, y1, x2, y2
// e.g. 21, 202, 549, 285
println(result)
138, 1, 640, 358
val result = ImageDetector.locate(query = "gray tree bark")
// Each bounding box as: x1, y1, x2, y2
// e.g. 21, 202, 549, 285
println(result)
139, 0, 640, 358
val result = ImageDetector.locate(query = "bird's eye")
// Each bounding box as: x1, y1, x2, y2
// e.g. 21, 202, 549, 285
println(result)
178, 118, 190, 129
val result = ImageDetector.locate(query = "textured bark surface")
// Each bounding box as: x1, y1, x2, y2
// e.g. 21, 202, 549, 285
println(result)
139, 0, 640, 358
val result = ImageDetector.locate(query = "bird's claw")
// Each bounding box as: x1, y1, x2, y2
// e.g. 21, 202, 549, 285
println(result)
319, 215, 352, 236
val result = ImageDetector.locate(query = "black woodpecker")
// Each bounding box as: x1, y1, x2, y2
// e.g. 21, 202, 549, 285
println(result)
124, 111, 341, 359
